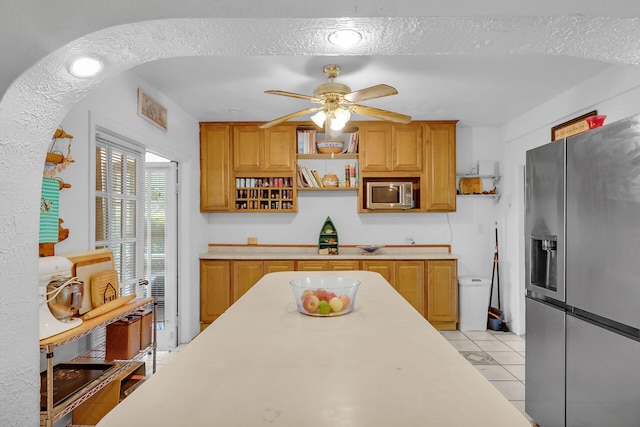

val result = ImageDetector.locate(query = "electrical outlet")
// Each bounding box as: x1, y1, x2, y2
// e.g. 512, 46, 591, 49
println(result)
403, 236, 415, 245
248, 237, 258, 245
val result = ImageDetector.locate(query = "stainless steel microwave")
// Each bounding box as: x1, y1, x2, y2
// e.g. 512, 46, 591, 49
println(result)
366, 181, 413, 210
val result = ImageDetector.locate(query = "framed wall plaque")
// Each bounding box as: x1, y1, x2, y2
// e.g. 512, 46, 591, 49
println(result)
551, 110, 597, 141
137, 88, 167, 131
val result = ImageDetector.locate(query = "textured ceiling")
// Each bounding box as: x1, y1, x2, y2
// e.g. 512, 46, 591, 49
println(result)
3, 2, 640, 130
131, 54, 613, 127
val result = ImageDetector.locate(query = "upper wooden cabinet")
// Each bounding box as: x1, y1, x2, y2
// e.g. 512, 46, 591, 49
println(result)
359, 123, 423, 172
425, 122, 457, 212
200, 124, 230, 212
233, 124, 295, 173
200, 120, 456, 213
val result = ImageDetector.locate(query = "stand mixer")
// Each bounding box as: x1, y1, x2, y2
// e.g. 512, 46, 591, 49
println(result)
39, 256, 85, 340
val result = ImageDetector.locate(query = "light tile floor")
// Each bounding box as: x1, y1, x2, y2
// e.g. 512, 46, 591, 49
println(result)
441, 329, 532, 422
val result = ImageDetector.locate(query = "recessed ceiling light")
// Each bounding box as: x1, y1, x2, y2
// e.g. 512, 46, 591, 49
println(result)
328, 29, 362, 48
68, 56, 104, 78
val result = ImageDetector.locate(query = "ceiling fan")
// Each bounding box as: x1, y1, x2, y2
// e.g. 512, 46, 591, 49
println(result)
259, 64, 412, 131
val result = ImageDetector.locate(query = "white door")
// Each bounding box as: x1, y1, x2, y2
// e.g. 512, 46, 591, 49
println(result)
144, 161, 178, 351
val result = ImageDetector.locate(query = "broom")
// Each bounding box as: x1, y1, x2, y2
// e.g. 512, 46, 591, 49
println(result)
488, 221, 509, 332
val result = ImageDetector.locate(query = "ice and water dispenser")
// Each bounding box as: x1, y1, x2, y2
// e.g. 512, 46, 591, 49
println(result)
529, 234, 558, 292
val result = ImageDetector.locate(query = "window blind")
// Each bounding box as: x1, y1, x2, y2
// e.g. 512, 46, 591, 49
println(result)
95, 132, 144, 293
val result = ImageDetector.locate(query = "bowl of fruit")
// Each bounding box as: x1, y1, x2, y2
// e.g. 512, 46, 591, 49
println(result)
290, 276, 361, 317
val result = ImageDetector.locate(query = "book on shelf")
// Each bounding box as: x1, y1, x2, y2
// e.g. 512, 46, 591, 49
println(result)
297, 165, 320, 187
343, 162, 358, 187
297, 165, 310, 187
346, 132, 359, 154
349, 162, 357, 187
296, 129, 317, 154
311, 170, 324, 188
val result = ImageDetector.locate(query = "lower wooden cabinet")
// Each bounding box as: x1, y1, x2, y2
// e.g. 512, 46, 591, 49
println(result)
362, 260, 424, 316
296, 260, 360, 271
200, 258, 457, 329
426, 260, 458, 330
233, 260, 295, 302
395, 261, 425, 316
200, 260, 231, 325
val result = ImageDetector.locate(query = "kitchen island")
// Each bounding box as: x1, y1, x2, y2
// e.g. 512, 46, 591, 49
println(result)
98, 271, 530, 426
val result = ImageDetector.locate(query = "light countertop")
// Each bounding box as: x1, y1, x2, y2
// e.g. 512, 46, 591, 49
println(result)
200, 244, 459, 260
97, 271, 529, 427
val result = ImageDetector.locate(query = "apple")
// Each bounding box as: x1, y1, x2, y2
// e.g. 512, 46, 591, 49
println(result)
314, 288, 329, 301
302, 295, 320, 313
328, 296, 344, 312
325, 291, 337, 301
338, 294, 351, 309
318, 300, 331, 315
300, 289, 315, 301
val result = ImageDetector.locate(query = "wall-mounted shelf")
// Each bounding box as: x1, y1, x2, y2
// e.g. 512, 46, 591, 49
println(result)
298, 187, 357, 192
297, 153, 358, 160
456, 175, 501, 203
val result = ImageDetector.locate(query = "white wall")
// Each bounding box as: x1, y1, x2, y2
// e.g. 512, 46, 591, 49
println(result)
498, 64, 640, 334
56, 71, 206, 342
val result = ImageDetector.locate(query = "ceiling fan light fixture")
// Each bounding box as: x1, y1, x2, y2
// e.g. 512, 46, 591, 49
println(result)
330, 117, 347, 131
311, 110, 327, 127
334, 107, 351, 123
328, 29, 362, 48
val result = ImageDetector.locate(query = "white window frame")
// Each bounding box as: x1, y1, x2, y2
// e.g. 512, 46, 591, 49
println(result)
93, 127, 145, 289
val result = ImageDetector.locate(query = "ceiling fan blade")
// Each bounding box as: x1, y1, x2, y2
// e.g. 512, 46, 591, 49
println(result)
343, 84, 398, 103
351, 104, 412, 124
264, 90, 321, 103
259, 107, 320, 129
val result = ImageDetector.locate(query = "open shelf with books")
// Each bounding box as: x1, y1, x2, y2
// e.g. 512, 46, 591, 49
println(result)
297, 160, 358, 191
296, 125, 359, 192
296, 126, 359, 155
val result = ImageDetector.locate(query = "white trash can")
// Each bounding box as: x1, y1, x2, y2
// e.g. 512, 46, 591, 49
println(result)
458, 276, 492, 331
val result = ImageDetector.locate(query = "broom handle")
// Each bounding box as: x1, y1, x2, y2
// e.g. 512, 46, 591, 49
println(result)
495, 222, 501, 308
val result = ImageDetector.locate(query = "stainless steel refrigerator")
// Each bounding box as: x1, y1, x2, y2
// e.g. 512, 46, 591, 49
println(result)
525, 113, 640, 427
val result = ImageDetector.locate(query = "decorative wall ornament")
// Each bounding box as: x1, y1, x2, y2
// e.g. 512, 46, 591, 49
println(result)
551, 110, 597, 141
137, 88, 167, 131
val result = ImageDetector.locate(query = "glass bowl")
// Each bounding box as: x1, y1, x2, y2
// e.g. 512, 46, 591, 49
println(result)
290, 277, 360, 316
356, 245, 385, 254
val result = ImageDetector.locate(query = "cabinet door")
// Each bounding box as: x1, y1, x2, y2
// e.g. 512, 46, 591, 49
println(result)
200, 124, 230, 212
233, 125, 262, 172
392, 124, 423, 171
426, 260, 458, 330
359, 123, 393, 172
296, 260, 329, 271
263, 126, 295, 172
361, 260, 394, 284
200, 260, 231, 323
425, 122, 456, 212
394, 261, 424, 315
264, 260, 295, 273
329, 260, 360, 271
232, 261, 264, 302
